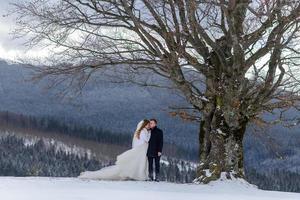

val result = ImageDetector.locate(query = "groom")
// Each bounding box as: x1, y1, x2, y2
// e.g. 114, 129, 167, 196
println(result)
147, 119, 164, 182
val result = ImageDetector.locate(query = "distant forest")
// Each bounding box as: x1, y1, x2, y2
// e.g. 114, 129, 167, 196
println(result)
0, 111, 197, 161
0, 135, 101, 177
1, 111, 300, 191
246, 168, 300, 193
1, 134, 300, 190
0, 135, 196, 183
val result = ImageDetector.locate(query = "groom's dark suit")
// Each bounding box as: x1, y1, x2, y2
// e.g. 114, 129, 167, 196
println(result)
147, 126, 163, 178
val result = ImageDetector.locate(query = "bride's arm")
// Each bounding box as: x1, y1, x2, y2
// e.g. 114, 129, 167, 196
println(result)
140, 129, 150, 143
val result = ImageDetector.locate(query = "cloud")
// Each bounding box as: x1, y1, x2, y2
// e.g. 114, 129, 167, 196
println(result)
0, 0, 45, 60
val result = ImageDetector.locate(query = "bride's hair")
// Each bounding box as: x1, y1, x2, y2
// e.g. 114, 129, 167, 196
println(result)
135, 119, 150, 139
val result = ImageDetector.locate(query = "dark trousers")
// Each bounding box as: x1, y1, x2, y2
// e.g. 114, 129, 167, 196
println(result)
148, 156, 160, 176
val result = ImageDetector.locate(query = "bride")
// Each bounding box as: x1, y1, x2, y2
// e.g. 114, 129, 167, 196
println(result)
78, 119, 151, 181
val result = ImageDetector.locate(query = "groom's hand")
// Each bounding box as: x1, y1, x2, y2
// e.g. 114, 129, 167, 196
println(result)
158, 152, 162, 156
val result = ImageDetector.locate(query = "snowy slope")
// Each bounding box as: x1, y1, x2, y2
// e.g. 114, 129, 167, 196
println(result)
0, 177, 299, 200
0, 59, 198, 149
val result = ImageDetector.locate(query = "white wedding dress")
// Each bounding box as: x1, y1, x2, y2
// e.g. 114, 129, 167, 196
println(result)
78, 121, 150, 181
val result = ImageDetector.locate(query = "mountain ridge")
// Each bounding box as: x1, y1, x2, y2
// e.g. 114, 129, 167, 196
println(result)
0, 59, 300, 174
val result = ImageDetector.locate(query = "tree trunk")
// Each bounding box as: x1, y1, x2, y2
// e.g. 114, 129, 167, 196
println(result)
195, 97, 248, 184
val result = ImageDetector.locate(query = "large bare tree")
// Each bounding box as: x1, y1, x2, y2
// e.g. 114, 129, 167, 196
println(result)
11, 0, 300, 183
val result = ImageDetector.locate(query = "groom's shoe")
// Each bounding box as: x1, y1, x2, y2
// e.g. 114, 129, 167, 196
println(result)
154, 174, 160, 182
148, 175, 154, 181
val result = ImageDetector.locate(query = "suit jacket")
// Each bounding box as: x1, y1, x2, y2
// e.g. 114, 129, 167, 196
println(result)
147, 126, 163, 157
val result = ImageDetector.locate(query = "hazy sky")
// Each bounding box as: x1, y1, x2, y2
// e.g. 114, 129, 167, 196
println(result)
0, 0, 48, 60
0, 0, 18, 59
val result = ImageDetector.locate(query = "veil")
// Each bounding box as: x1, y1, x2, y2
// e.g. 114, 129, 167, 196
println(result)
132, 120, 145, 148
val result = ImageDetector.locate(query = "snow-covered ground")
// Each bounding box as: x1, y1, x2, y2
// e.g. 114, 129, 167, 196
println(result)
0, 177, 299, 200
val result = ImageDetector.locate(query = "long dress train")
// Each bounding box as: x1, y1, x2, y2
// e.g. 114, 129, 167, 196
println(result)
78, 126, 150, 181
